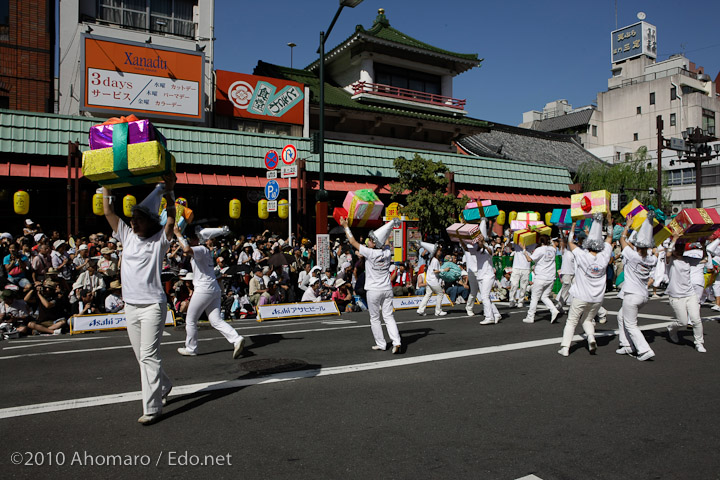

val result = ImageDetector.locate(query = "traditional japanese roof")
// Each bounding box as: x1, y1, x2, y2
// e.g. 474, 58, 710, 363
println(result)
525, 108, 595, 133
456, 123, 604, 174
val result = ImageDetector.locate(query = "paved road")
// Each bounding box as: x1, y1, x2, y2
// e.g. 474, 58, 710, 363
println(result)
2, 294, 719, 479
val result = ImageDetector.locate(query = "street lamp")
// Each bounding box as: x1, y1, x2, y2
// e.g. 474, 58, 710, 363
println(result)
676, 126, 720, 207
316, 0, 363, 235
287, 42, 296, 69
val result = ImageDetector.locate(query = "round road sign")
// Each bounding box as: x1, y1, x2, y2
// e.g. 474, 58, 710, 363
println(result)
265, 179, 280, 201
264, 150, 280, 170
281, 144, 297, 165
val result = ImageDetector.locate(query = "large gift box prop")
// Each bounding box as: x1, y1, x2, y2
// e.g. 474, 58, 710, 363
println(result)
332, 207, 383, 229
510, 211, 540, 231
666, 208, 720, 241
89, 115, 166, 150
82, 118, 175, 189
620, 198, 657, 231
446, 223, 481, 244
342, 189, 384, 227
462, 200, 499, 223
513, 224, 551, 247
570, 190, 611, 220
550, 209, 572, 227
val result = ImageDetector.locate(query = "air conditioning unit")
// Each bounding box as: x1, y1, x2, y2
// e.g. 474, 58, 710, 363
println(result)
671, 206, 681, 215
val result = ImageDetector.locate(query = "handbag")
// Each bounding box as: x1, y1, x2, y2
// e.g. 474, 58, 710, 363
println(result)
8, 262, 23, 277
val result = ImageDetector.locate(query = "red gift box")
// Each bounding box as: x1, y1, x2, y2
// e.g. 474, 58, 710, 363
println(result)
666, 208, 720, 240
333, 207, 383, 229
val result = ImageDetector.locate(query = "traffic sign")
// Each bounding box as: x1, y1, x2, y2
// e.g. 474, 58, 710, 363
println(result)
267, 200, 278, 212
265, 179, 280, 201
281, 165, 298, 178
264, 150, 280, 170
281, 144, 297, 165
266, 170, 278, 179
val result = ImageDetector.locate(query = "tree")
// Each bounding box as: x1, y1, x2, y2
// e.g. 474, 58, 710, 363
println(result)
577, 146, 670, 214
389, 154, 468, 236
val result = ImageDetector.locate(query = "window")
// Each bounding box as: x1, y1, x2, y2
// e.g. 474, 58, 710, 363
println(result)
668, 168, 696, 186
670, 113, 676, 127
649, 92, 655, 105
97, 0, 196, 37
0, 96, 8, 109
592, 125, 597, 137
637, 106, 642, 114
633, 133, 639, 141
0, 0, 8, 41
625, 153, 632, 162
670, 86, 677, 101
702, 109, 716, 136
375, 63, 441, 96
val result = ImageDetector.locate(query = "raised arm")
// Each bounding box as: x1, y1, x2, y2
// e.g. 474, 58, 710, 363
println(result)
174, 224, 194, 258
162, 172, 177, 241
102, 186, 120, 233
339, 217, 362, 251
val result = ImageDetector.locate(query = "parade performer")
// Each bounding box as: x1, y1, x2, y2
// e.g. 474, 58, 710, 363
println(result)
664, 234, 707, 353
558, 213, 613, 356
509, 240, 532, 308
103, 175, 175, 425
461, 218, 501, 324
522, 235, 561, 324
175, 225, 246, 359
340, 217, 402, 354
616, 213, 658, 361
555, 233, 575, 312
416, 241, 448, 317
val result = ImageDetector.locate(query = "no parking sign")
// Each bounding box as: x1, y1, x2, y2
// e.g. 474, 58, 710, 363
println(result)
264, 150, 279, 170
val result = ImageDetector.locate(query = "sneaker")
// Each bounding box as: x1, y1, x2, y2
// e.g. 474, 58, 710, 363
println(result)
371, 345, 386, 351
557, 347, 569, 357
667, 326, 679, 344
522, 317, 534, 324
598, 316, 607, 324
550, 309, 560, 324
494, 314, 502, 323
695, 344, 707, 353
517, 302, 524, 308
588, 339, 597, 354
479, 318, 494, 325
391, 344, 401, 354
466, 310, 475, 317
437, 311, 448, 316
53, 329, 62, 335
161, 387, 172, 406
137, 413, 161, 425
615, 346, 633, 355
416, 310, 427, 316
711, 305, 720, 312
456, 297, 465, 304
508, 301, 516, 308
652, 294, 661, 299
637, 350, 655, 361
177, 347, 197, 356
233, 337, 246, 359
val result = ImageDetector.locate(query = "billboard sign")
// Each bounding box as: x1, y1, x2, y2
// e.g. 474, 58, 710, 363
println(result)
81, 35, 204, 122
215, 70, 304, 125
611, 21, 656, 63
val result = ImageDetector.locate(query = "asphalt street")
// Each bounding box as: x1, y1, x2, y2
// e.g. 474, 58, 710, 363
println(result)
1, 293, 719, 480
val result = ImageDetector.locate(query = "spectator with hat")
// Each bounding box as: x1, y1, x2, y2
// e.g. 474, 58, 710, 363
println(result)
23, 219, 40, 237
51, 239, 73, 286
301, 277, 322, 302
105, 280, 125, 313
248, 266, 267, 307
25, 279, 68, 335
0, 288, 31, 335
72, 243, 91, 274
173, 269, 194, 315
332, 279, 354, 312
98, 247, 119, 279
31, 243, 52, 284
4, 243, 31, 291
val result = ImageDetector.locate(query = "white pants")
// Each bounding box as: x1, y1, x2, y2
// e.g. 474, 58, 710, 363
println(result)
418, 282, 444, 315
367, 289, 401, 348
693, 284, 705, 304
617, 293, 652, 354
125, 302, 172, 415
184, 290, 242, 354
557, 274, 574, 306
467, 271, 499, 319
561, 299, 600, 348
509, 268, 530, 302
526, 278, 557, 320
668, 294, 704, 345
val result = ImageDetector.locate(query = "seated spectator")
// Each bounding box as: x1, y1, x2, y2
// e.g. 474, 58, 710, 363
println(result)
446, 269, 471, 304
51, 240, 73, 286
26, 279, 68, 334
332, 279, 354, 312
497, 268, 512, 302
31, 243, 52, 284
71, 260, 105, 302
321, 267, 335, 288
391, 262, 414, 297
0, 288, 32, 335
173, 270, 194, 314
415, 265, 427, 296
248, 266, 267, 307
72, 243, 91, 275
4, 243, 31, 291
301, 277, 322, 302
297, 263, 312, 296
72, 288, 102, 316
97, 247, 119, 279
258, 280, 280, 306
104, 280, 125, 313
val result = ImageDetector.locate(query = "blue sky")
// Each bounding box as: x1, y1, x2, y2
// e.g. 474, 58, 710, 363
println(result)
214, 0, 720, 126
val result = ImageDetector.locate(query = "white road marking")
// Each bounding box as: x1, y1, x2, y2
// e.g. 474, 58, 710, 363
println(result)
515, 475, 544, 480
0, 321, 673, 420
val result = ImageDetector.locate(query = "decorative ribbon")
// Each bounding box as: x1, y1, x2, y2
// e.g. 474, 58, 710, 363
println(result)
103, 121, 172, 187
101, 114, 140, 125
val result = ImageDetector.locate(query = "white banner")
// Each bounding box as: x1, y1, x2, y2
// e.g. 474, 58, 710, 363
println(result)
316, 234, 330, 271
257, 300, 340, 322
392, 294, 454, 310
70, 309, 176, 334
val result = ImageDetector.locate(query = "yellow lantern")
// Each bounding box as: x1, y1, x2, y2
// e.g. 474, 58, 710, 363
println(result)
545, 212, 553, 226
278, 199, 289, 219
496, 210, 506, 226
92, 192, 104, 216
508, 211, 517, 224
535, 211, 540, 221
13, 190, 29, 215
229, 198, 241, 219
123, 195, 136, 217
258, 199, 269, 220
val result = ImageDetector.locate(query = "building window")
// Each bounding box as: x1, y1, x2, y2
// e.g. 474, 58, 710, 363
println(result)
633, 133, 639, 141
0, 96, 8, 109
375, 63, 441, 96
616, 152, 621, 162
0, 0, 8, 41
97, 0, 196, 38
670, 113, 676, 126
649, 92, 655, 105
702, 109, 716, 136
667, 168, 697, 186
637, 106, 642, 114
625, 153, 632, 162
670, 86, 677, 101
592, 125, 597, 137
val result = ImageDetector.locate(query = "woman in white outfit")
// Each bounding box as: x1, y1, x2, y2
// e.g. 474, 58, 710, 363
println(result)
175, 226, 246, 359
416, 245, 448, 317
558, 214, 613, 356
522, 235, 560, 324
461, 219, 501, 324
555, 234, 575, 311
509, 243, 532, 308
103, 176, 175, 425
664, 234, 707, 353
616, 213, 658, 361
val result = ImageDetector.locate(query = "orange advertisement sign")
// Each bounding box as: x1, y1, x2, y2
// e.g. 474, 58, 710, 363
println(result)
215, 70, 304, 125
81, 35, 204, 121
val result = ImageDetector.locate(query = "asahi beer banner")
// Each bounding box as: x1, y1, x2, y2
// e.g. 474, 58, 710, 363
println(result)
215, 70, 304, 125
392, 295, 454, 310
81, 35, 205, 121
70, 309, 176, 334
257, 301, 340, 322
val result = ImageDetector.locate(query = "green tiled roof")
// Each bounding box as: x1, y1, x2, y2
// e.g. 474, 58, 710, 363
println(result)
0, 109, 571, 192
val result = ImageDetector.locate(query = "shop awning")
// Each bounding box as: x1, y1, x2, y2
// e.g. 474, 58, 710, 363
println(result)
459, 189, 570, 206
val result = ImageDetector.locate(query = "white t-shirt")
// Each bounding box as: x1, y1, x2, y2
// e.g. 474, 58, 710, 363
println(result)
191, 246, 220, 294
359, 245, 392, 292
425, 256, 442, 286
559, 249, 576, 275
511, 244, 532, 270
683, 249, 706, 287
530, 245, 557, 281
113, 220, 170, 304
569, 244, 611, 303
619, 246, 657, 299
464, 244, 494, 279
665, 255, 698, 298
301, 287, 321, 302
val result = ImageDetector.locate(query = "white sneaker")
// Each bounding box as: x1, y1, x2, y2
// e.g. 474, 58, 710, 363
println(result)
416, 309, 426, 316
466, 310, 475, 317
137, 413, 161, 425
456, 297, 465, 304
177, 347, 197, 356
696, 344, 707, 353
371, 345, 386, 351
479, 318, 494, 325
557, 347, 569, 357
522, 317, 534, 324
598, 316, 607, 324
494, 314, 502, 323
550, 309, 560, 324
437, 311, 448, 316
508, 301, 516, 308
517, 302, 524, 308
392, 344, 401, 354
233, 337, 246, 359
652, 294, 661, 299
637, 350, 655, 361
615, 346, 633, 355
161, 387, 172, 406
667, 326, 679, 344
588, 339, 597, 353
711, 305, 720, 312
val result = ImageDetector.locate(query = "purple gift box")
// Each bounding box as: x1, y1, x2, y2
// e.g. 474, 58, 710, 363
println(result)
89, 119, 166, 150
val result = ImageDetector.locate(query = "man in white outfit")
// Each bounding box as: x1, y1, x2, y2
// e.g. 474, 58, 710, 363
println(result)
509, 242, 532, 308
522, 235, 561, 323
175, 226, 246, 359
416, 243, 447, 317
341, 217, 402, 354
461, 218, 501, 324
556, 234, 575, 311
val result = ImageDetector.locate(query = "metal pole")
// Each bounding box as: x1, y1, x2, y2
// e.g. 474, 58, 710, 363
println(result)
288, 177, 292, 244
656, 115, 663, 208
316, 30, 328, 237
695, 158, 702, 208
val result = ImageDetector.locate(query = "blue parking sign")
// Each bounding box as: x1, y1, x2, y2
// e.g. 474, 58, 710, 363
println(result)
265, 179, 280, 201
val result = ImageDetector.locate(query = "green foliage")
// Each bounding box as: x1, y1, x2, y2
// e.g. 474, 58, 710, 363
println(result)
389, 154, 468, 236
577, 147, 670, 214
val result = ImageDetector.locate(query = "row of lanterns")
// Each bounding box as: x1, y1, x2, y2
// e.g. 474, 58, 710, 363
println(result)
470, 210, 556, 227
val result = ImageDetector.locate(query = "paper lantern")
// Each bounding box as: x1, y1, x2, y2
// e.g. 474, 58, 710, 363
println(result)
229, 198, 241, 219
545, 212, 553, 226
278, 199, 289, 219
258, 199, 269, 220
92, 192, 104, 216
13, 190, 29, 215
496, 210, 506, 226
508, 211, 517, 224
123, 195, 136, 217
